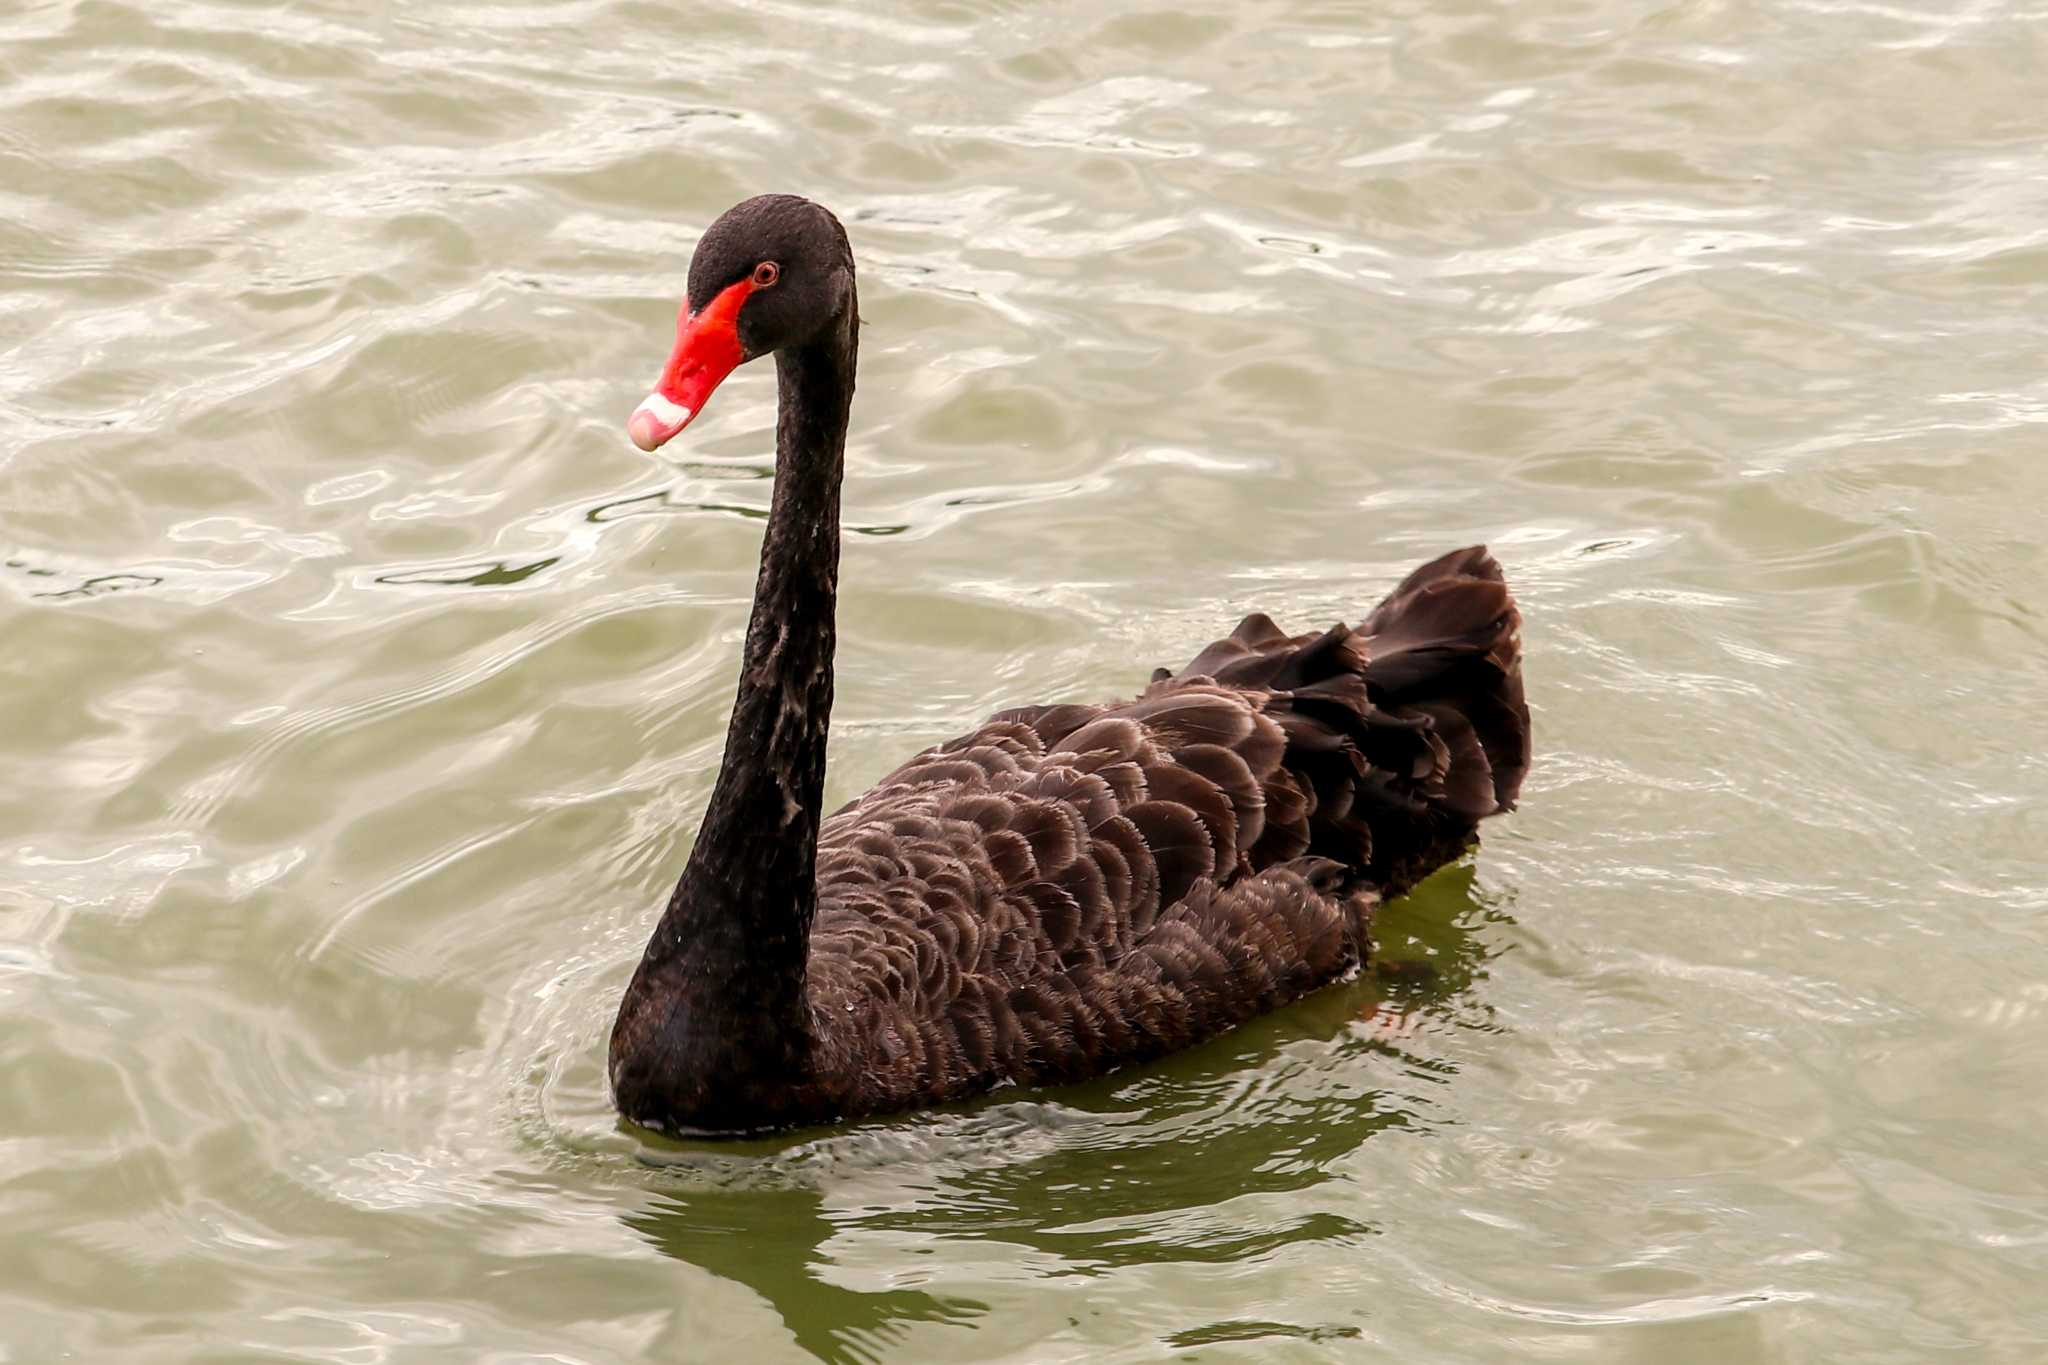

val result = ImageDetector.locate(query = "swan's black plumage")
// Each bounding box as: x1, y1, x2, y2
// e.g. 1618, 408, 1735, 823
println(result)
609, 196, 1531, 1134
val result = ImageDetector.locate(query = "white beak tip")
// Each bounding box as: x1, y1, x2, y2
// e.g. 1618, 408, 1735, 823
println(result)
628, 393, 693, 451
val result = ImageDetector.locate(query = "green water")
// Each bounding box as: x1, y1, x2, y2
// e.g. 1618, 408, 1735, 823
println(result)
4, 0, 2046, 1360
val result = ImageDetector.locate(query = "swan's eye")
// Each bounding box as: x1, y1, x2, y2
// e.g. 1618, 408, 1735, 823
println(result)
752, 261, 780, 288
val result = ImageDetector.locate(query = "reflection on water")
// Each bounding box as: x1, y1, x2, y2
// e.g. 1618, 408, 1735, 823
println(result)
630, 1186, 987, 1364
5, 0, 2048, 1357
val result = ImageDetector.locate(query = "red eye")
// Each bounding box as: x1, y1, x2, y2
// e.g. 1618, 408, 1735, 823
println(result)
752, 261, 780, 287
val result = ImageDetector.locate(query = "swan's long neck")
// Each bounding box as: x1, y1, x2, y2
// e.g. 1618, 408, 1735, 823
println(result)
678, 326, 855, 961
611, 312, 856, 1120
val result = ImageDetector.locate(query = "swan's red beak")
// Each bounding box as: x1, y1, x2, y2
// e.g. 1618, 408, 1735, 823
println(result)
628, 278, 755, 452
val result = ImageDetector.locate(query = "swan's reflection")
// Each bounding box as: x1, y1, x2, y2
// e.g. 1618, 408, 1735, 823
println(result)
626, 1182, 984, 1364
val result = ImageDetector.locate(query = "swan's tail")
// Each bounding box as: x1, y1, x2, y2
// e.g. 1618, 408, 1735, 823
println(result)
1146, 544, 1529, 896
1361, 545, 1531, 823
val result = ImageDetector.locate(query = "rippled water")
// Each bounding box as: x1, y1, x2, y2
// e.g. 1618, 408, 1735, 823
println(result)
6, 0, 2048, 1359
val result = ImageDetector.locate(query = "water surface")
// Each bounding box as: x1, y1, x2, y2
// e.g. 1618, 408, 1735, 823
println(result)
4, 0, 2047, 1359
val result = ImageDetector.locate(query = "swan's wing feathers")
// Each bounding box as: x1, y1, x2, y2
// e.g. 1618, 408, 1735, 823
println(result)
1024, 866, 1373, 1083
1137, 762, 1239, 882
1122, 798, 1216, 913
1048, 714, 1148, 762
806, 546, 1528, 1115
1008, 797, 1086, 875
992, 702, 1101, 749
1014, 764, 1121, 828
1090, 813, 1158, 935
1175, 742, 1265, 853
1119, 689, 1257, 747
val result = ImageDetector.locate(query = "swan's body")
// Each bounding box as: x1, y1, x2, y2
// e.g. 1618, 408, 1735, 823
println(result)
609, 196, 1530, 1134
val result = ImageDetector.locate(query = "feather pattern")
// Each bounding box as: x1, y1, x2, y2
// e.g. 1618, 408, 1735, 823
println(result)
775, 545, 1529, 1123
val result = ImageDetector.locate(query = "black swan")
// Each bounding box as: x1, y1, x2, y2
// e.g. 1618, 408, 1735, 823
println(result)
609, 194, 1530, 1134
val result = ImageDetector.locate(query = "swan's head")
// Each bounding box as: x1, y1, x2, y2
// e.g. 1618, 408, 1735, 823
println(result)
628, 194, 855, 452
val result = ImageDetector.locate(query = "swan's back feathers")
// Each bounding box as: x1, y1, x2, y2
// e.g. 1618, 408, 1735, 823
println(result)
801, 546, 1529, 1118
